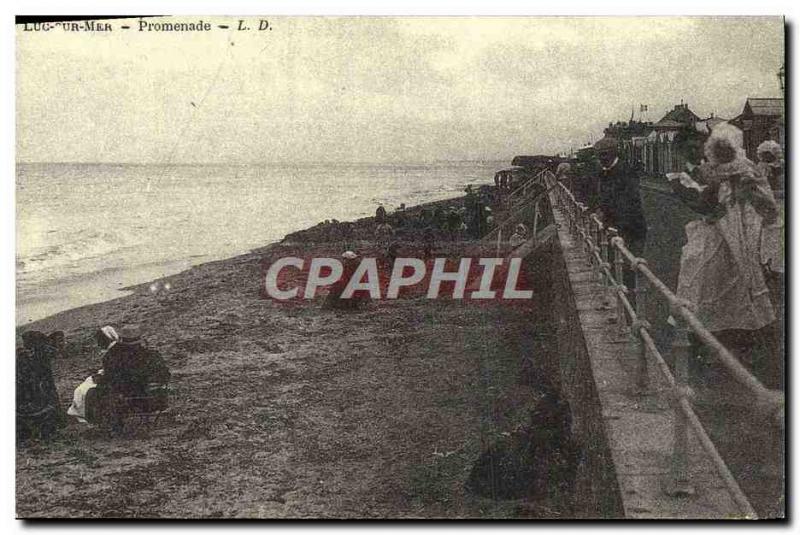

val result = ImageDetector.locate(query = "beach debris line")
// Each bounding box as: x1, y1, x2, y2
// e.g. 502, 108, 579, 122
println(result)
264, 256, 534, 301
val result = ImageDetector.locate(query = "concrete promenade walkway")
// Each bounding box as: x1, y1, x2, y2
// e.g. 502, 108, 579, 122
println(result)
551, 202, 748, 519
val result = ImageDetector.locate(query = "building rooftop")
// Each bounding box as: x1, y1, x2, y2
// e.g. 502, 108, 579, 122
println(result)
653, 119, 684, 129
744, 98, 784, 117
658, 103, 701, 125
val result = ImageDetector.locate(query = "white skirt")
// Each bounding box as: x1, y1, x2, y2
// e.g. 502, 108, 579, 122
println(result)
67, 375, 99, 423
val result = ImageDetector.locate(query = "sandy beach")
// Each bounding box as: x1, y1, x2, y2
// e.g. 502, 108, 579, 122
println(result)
16, 195, 563, 519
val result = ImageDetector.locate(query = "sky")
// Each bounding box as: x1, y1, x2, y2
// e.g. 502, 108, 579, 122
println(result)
16, 16, 784, 164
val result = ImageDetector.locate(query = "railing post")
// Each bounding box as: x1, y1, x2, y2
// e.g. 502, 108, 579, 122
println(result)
572, 201, 579, 238
666, 315, 695, 497
590, 219, 600, 282
598, 225, 608, 290
579, 206, 591, 265
611, 234, 626, 334
634, 270, 646, 325
584, 211, 593, 268
630, 323, 649, 393
574, 202, 580, 238
633, 269, 649, 391
567, 199, 574, 234
597, 226, 613, 310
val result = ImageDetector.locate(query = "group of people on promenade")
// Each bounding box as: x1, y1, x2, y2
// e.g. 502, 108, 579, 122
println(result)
16, 324, 171, 441
557, 123, 784, 390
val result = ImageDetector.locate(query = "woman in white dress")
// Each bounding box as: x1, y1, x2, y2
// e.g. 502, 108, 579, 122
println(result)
669, 124, 778, 384
67, 326, 119, 423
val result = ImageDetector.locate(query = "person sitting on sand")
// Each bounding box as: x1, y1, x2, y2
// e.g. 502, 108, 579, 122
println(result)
16, 331, 63, 441
91, 325, 170, 431
67, 326, 119, 424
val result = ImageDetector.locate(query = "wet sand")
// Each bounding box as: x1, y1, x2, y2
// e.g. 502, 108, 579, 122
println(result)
16, 196, 561, 518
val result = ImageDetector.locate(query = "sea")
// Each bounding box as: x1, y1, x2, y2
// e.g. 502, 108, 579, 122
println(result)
16, 161, 501, 325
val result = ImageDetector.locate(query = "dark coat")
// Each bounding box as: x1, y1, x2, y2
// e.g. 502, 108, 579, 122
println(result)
102, 341, 170, 396
596, 161, 647, 243
16, 341, 61, 440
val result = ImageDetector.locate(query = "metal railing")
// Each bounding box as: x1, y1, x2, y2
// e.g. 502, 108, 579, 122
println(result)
541, 170, 784, 519
482, 169, 556, 243
503, 173, 541, 205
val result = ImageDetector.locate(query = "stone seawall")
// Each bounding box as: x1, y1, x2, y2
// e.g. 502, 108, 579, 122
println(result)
540, 193, 746, 519
539, 228, 625, 518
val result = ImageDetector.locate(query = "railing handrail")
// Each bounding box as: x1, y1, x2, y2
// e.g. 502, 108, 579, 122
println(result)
550, 173, 782, 413
599, 250, 758, 517
611, 237, 778, 401
482, 169, 554, 241
544, 172, 783, 519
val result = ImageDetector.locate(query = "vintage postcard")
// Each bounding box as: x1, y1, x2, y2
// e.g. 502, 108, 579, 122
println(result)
15, 15, 785, 519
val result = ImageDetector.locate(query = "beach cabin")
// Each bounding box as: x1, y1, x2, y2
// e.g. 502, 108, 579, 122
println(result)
494, 165, 531, 191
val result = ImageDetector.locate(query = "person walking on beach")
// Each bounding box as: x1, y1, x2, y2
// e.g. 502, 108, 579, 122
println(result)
592, 136, 647, 293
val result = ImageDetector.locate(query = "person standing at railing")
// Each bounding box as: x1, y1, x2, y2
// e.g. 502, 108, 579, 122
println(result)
592, 136, 648, 293
573, 148, 602, 207
756, 140, 785, 193
755, 140, 784, 390
668, 127, 716, 380
555, 162, 573, 192
669, 124, 779, 387
756, 140, 784, 285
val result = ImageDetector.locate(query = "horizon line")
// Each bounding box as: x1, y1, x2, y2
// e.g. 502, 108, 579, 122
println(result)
16, 158, 516, 167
